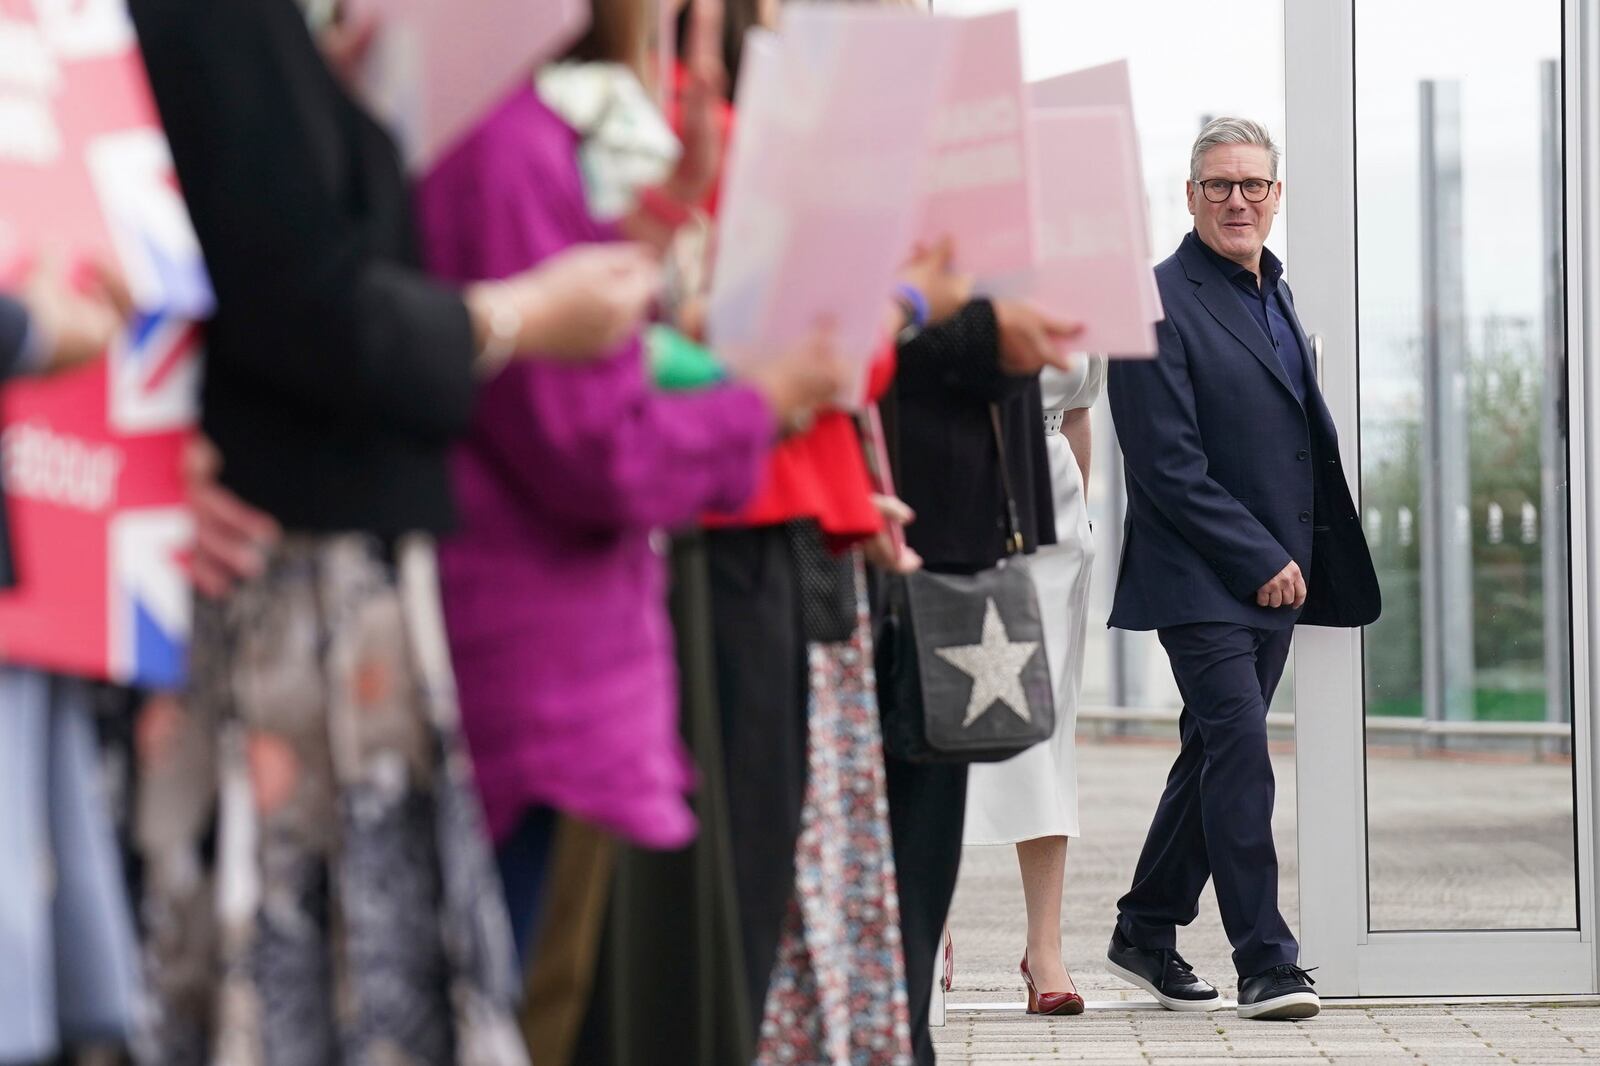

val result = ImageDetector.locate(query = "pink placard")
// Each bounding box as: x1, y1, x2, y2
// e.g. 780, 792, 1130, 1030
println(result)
1004, 108, 1155, 357
1028, 58, 1136, 114
351, 0, 591, 171
1029, 59, 1162, 325
708, 8, 957, 406
913, 8, 1034, 283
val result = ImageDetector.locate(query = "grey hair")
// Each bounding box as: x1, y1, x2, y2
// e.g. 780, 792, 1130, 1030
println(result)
1189, 117, 1280, 181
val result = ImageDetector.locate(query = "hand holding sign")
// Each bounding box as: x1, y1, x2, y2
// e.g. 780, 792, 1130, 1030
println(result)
899, 237, 975, 327
736, 320, 852, 434
22, 249, 133, 373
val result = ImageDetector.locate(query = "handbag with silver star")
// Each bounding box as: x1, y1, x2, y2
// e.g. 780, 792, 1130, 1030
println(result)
875, 406, 1056, 763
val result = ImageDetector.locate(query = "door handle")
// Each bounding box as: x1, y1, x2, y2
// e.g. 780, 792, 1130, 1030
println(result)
1311, 333, 1325, 385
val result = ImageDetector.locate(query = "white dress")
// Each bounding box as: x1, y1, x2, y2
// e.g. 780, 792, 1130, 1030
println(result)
962, 356, 1106, 845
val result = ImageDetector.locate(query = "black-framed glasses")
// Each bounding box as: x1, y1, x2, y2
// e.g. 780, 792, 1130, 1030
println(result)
1193, 177, 1276, 203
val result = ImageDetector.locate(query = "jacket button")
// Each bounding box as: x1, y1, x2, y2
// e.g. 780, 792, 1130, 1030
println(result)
1297, 449, 1310, 461
1299, 511, 1311, 523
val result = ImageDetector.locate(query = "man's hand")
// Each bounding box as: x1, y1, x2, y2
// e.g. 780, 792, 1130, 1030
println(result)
1256, 560, 1306, 610
992, 299, 1082, 376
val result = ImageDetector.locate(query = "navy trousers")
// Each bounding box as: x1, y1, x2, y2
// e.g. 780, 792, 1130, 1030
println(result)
1116, 622, 1299, 978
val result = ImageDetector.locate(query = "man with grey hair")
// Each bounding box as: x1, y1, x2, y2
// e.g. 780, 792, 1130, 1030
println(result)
1103, 118, 1380, 1020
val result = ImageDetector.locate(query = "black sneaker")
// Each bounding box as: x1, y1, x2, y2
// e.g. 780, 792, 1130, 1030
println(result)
1105, 926, 1221, 1012
1238, 964, 1320, 1020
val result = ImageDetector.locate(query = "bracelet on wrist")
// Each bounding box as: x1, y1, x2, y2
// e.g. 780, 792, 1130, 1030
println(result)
472, 290, 522, 379
893, 282, 930, 330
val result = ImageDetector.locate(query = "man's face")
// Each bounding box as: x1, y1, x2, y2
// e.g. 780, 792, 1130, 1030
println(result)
1187, 143, 1281, 269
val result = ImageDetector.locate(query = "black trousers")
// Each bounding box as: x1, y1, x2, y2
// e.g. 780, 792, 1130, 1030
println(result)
705, 526, 810, 1032
885, 755, 968, 1066
573, 535, 752, 1066
1117, 621, 1299, 978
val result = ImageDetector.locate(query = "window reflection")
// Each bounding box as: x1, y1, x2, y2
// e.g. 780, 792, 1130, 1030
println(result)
1355, 0, 1576, 932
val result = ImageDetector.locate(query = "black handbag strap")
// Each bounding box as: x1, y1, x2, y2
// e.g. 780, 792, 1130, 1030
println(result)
867, 391, 1024, 557
989, 404, 1024, 556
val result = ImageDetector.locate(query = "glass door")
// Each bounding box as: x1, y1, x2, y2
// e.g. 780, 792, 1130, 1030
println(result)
1286, 0, 1598, 996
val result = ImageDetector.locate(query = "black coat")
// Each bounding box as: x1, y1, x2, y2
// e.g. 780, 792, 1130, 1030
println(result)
129, 0, 478, 535
885, 299, 1054, 574
1107, 232, 1380, 632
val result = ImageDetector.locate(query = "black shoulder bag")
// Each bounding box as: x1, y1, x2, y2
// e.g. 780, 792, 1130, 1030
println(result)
875, 405, 1055, 763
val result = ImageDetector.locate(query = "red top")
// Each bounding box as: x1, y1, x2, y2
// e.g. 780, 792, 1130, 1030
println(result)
702, 346, 894, 545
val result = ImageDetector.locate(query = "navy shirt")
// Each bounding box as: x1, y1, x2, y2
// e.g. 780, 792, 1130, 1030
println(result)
1195, 233, 1309, 404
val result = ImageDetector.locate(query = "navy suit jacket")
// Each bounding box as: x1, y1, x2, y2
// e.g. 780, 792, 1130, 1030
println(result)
1107, 232, 1380, 632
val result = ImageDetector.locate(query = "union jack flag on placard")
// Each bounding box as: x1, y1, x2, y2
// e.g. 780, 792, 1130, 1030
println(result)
0, 2, 204, 688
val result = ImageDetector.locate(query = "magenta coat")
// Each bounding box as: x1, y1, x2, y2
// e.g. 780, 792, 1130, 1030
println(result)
417, 87, 773, 849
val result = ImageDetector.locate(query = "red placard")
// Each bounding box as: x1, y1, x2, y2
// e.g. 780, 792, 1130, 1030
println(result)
0, 0, 205, 688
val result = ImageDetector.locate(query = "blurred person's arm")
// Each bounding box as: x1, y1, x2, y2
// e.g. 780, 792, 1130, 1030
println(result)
896, 299, 1046, 403
889, 236, 974, 340
1063, 406, 1091, 497
620, 0, 728, 253
467, 325, 843, 534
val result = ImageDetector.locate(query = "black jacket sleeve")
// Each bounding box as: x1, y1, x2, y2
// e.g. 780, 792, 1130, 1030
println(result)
894, 298, 1038, 404
128, 0, 476, 441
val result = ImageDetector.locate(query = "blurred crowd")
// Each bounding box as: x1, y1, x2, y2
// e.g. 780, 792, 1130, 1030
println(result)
1, 1, 1110, 1065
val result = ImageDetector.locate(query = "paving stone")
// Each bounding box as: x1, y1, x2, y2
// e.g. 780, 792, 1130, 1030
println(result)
934, 740, 1600, 1064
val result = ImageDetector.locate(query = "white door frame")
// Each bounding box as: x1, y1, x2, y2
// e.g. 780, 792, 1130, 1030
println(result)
1286, 0, 1600, 998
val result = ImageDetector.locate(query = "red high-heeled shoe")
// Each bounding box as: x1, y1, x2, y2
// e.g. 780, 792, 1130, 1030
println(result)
1021, 953, 1085, 1016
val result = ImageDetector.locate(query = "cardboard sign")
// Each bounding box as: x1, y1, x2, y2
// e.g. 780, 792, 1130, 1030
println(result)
1029, 58, 1163, 325
1018, 107, 1156, 356
0, 1, 206, 688
351, 0, 591, 171
707, 8, 957, 405
912, 8, 1034, 283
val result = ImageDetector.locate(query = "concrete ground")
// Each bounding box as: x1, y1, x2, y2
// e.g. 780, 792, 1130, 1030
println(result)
934, 737, 1595, 1063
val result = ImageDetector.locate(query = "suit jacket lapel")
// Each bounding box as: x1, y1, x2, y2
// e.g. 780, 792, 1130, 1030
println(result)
1179, 234, 1300, 406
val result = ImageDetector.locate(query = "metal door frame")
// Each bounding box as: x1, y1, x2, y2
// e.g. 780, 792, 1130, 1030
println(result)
1286, 0, 1600, 997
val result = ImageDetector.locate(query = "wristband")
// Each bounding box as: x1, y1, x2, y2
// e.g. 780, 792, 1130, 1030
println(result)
893, 282, 929, 330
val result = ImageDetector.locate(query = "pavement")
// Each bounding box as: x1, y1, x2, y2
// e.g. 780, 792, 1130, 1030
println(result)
933, 737, 1595, 1063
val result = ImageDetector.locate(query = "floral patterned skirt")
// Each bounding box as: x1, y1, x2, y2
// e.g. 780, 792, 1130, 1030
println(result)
135, 535, 527, 1066
758, 556, 912, 1065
